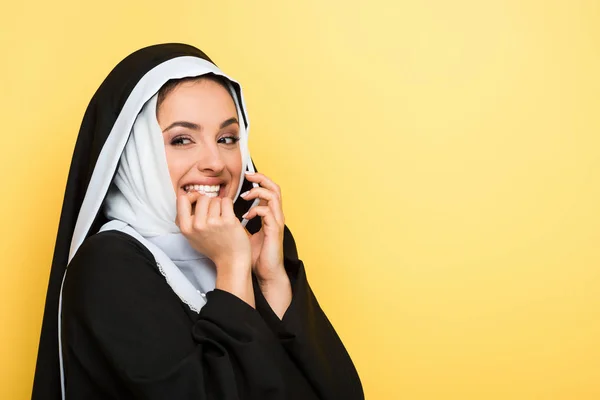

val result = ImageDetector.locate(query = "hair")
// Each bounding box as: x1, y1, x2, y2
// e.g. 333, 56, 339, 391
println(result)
156, 73, 233, 111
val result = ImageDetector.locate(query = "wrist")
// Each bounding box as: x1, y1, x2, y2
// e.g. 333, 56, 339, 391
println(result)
257, 266, 292, 320
257, 265, 289, 290
215, 255, 251, 272
215, 262, 255, 308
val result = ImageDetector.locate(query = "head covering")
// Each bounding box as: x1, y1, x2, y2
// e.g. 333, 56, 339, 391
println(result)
33, 43, 262, 400
103, 94, 181, 236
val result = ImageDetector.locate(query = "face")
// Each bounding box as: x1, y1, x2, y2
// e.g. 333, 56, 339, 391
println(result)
157, 78, 242, 200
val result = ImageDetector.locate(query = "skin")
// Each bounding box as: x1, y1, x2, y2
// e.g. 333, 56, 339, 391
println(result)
157, 78, 291, 318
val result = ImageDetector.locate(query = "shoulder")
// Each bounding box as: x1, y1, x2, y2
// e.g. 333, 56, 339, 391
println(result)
68, 230, 156, 276
63, 230, 162, 311
72, 230, 154, 265
62, 231, 196, 366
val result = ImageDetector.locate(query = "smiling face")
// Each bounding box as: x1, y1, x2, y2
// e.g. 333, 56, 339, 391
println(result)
156, 77, 242, 200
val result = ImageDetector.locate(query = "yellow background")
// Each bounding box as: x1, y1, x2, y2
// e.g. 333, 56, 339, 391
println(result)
1, 1, 599, 399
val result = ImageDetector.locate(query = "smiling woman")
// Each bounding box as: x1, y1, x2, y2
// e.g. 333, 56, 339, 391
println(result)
32, 44, 363, 400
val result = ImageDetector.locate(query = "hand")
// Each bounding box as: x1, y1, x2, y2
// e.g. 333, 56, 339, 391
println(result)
240, 172, 287, 285
176, 192, 251, 273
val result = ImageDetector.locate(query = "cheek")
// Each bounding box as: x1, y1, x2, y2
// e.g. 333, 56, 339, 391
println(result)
225, 148, 242, 176
164, 148, 187, 189
224, 148, 243, 192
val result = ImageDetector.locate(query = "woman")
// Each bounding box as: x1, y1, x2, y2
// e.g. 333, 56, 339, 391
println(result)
33, 43, 363, 399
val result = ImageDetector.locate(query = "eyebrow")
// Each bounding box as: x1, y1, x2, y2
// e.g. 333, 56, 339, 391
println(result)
162, 117, 239, 133
220, 117, 239, 129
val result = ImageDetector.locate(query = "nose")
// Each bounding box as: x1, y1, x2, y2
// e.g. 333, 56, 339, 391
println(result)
195, 142, 225, 174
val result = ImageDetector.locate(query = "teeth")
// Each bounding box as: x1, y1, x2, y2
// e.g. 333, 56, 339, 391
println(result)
184, 184, 221, 194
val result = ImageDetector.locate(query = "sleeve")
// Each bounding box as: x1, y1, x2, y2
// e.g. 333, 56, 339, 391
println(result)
61, 231, 292, 400
253, 226, 365, 400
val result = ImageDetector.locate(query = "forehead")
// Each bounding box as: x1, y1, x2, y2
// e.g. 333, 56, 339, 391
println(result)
157, 79, 237, 123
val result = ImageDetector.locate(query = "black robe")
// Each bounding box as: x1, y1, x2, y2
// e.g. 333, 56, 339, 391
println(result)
61, 228, 363, 399
32, 43, 363, 399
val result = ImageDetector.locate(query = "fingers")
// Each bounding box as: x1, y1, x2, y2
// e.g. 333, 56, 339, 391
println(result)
242, 206, 281, 231
192, 194, 211, 229
180, 193, 242, 236
207, 197, 222, 221
220, 196, 235, 220
240, 187, 277, 202
239, 187, 284, 225
176, 194, 193, 233
244, 172, 282, 202
176, 191, 203, 231
186, 191, 202, 216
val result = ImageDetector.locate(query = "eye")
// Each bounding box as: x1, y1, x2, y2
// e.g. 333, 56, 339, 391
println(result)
218, 136, 240, 145
171, 136, 193, 146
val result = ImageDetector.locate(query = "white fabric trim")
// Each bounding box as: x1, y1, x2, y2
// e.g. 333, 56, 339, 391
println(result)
57, 272, 67, 399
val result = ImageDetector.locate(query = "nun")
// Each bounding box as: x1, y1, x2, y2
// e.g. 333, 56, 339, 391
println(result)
32, 43, 363, 399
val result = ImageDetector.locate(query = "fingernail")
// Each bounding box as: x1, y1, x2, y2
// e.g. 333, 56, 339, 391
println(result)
242, 212, 249, 219
245, 171, 255, 175
240, 191, 250, 198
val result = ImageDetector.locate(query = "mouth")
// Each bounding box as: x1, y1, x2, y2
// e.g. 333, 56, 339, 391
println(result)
183, 184, 226, 198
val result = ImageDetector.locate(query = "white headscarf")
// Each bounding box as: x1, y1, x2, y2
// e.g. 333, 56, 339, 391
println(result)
103, 86, 252, 298
104, 94, 179, 236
